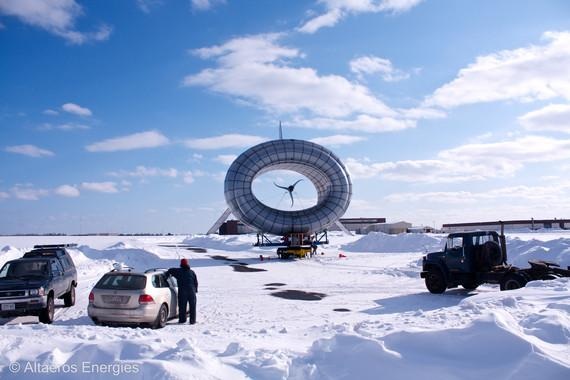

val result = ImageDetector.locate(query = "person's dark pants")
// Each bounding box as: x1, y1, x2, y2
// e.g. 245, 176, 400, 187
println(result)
178, 290, 197, 324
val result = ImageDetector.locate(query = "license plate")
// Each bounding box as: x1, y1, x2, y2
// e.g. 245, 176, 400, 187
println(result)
1, 303, 15, 311
102, 295, 129, 304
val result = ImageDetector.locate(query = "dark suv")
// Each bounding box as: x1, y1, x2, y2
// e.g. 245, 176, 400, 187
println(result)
0, 244, 78, 323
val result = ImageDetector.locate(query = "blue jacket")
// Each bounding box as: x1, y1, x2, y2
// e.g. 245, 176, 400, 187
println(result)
167, 267, 198, 294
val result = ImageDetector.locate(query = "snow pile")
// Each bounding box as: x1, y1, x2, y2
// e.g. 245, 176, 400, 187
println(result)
289, 311, 569, 380
0, 233, 569, 379
182, 235, 254, 252
507, 237, 570, 268
77, 245, 180, 272
342, 232, 444, 253
0, 246, 23, 267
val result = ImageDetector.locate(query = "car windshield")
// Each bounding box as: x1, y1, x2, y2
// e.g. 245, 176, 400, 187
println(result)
0, 261, 50, 279
95, 274, 147, 290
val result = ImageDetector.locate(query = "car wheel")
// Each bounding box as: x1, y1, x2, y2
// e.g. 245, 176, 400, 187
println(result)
39, 294, 54, 324
63, 285, 76, 307
500, 272, 528, 291
425, 267, 447, 294
153, 304, 168, 329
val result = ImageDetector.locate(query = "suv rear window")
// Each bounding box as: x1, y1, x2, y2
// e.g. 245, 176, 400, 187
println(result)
95, 274, 146, 290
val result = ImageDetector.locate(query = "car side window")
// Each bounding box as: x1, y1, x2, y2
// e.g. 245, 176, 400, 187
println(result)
152, 275, 160, 288
51, 260, 63, 275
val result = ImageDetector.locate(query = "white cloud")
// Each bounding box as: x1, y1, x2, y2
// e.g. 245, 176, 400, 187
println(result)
136, 0, 162, 13
425, 31, 570, 109
310, 134, 366, 146
214, 154, 237, 165
191, 0, 225, 11
350, 55, 410, 82
81, 182, 119, 193
54, 184, 80, 197
346, 135, 570, 182
5, 144, 54, 158
0, 191, 9, 200
298, 9, 342, 34
86, 131, 170, 152
38, 122, 90, 131
438, 135, 570, 164
293, 114, 415, 133
108, 166, 179, 178
298, 0, 423, 34
385, 183, 570, 205
62, 102, 92, 116
182, 171, 195, 184
11, 185, 49, 201
518, 103, 570, 133
0, 0, 112, 44
184, 34, 396, 119
185, 134, 267, 150
43, 109, 59, 116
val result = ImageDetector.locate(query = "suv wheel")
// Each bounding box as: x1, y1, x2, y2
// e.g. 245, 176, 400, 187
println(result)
39, 294, 54, 324
63, 285, 76, 307
425, 267, 447, 294
500, 272, 528, 291
153, 304, 168, 329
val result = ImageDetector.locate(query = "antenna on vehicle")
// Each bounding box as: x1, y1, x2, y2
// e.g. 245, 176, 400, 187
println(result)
279, 121, 283, 139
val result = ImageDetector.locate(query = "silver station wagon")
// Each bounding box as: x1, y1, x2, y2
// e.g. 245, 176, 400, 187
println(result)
88, 269, 179, 328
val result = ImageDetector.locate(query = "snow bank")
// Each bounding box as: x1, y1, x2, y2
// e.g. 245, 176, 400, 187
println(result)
0, 246, 23, 267
290, 310, 569, 380
507, 237, 570, 268
341, 232, 444, 253
77, 245, 179, 272
182, 235, 254, 252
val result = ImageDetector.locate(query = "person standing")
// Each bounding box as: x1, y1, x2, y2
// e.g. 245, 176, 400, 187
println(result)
167, 258, 198, 324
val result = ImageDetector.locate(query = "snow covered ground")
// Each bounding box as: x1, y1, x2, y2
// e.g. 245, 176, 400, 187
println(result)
0, 232, 568, 379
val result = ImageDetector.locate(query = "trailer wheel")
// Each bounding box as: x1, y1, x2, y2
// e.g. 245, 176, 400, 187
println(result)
425, 267, 447, 294
500, 272, 528, 291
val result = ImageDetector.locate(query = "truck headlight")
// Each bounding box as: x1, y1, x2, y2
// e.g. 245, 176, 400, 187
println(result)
29, 288, 45, 296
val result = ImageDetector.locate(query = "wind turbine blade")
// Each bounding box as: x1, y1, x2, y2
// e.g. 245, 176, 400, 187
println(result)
289, 192, 294, 207
273, 182, 289, 191
292, 179, 304, 188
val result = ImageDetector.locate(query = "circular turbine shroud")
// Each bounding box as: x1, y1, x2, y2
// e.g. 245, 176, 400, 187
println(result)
224, 139, 352, 235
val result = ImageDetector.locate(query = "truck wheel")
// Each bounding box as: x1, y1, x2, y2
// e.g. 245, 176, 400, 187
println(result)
63, 285, 76, 307
39, 294, 55, 324
500, 273, 528, 291
425, 267, 447, 294
462, 281, 479, 291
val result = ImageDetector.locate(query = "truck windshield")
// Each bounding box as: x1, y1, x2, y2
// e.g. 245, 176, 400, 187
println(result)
0, 261, 50, 279
95, 274, 146, 290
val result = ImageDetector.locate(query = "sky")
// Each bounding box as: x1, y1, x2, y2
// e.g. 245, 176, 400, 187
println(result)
1, 0, 570, 234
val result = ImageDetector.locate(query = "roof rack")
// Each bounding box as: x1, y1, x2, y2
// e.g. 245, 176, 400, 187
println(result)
33, 244, 78, 249
144, 268, 168, 273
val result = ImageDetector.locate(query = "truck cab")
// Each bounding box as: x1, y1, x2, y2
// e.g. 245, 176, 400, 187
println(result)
421, 231, 504, 293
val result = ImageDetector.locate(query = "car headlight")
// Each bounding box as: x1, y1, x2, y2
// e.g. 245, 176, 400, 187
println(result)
29, 288, 44, 296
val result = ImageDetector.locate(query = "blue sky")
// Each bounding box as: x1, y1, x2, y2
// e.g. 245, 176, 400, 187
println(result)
1, 0, 570, 234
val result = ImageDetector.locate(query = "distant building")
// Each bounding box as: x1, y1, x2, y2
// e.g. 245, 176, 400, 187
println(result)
329, 218, 386, 234
219, 220, 256, 235
364, 221, 412, 235
442, 218, 570, 232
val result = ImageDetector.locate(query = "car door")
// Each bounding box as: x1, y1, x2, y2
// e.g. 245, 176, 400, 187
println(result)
50, 259, 65, 296
165, 275, 178, 318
